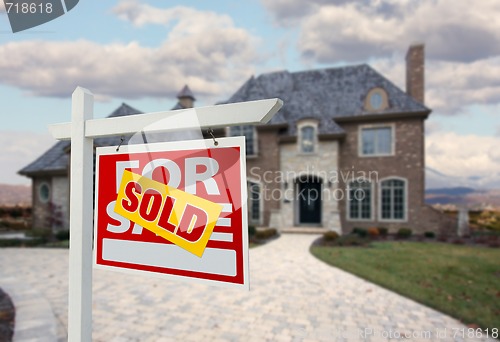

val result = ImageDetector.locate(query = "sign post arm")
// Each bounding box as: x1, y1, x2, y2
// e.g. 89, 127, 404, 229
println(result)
68, 87, 94, 342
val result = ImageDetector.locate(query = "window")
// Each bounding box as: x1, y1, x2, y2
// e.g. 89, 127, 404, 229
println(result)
370, 92, 383, 109
365, 87, 389, 111
348, 180, 372, 220
380, 178, 406, 221
38, 183, 50, 203
229, 126, 256, 156
360, 126, 393, 156
300, 126, 315, 153
248, 181, 261, 224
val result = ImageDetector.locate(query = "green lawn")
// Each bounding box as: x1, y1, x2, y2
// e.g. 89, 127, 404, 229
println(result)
311, 242, 500, 330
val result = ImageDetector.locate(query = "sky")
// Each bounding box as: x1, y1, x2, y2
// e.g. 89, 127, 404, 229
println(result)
1, 0, 500, 188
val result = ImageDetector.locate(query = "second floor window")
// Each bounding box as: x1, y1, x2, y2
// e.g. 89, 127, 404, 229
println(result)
229, 125, 256, 156
361, 126, 393, 156
300, 125, 315, 153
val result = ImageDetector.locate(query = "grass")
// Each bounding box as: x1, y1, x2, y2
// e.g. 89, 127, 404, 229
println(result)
311, 242, 500, 330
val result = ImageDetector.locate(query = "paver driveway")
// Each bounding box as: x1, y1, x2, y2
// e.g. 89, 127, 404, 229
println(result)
0, 234, 493, 342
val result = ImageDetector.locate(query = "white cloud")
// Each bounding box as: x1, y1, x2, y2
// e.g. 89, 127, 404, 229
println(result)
0, 2, 259, 102
426, 131, 500, 188
372, 55, 500, 114
261, 0, 500, 115
262, 0, 500, 63
0, 131, 55, 185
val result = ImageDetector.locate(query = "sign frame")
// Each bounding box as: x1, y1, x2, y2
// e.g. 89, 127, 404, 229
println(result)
49, 86, 282, 342
93, 137, 250, 290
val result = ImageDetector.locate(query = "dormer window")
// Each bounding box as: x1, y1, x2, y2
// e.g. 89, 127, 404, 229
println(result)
300, 126, 315, 153
297, 119, 318, 154
365, 88, 389, 111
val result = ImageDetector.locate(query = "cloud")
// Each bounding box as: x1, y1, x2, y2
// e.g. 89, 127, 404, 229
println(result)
426, 131, 500, 188
262, 0, 500, 63
0, 2, 259, 102
373, 55, 500, 114
0, 131, 55, 185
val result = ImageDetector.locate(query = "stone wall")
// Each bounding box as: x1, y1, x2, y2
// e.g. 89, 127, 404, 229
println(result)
32, 177, 51, 229
31, 175, 69, 231
51, 175, 70, 231
279, 139, 341, 230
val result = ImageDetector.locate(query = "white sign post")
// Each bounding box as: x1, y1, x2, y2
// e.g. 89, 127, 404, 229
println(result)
49, 87, 282, 341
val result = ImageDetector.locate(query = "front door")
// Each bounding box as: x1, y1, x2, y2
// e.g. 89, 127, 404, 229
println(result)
298, 178, 321, 225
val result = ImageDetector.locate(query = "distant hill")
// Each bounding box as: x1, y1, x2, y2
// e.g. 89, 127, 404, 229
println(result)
0, 184, 31, 206
425, 187, 500, 208
426, 187, 478, 196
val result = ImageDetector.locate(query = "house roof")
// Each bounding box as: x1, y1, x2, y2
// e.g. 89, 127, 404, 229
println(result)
19, 103, 143, 177
223, 64, 430, 135
177, 85, 196, 100
19, 94, 205, 178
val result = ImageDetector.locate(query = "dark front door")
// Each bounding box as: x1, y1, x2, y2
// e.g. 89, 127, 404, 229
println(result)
298, 178, 321, 224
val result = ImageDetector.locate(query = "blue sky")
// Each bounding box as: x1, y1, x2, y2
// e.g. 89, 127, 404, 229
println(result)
1, 0, 500, 187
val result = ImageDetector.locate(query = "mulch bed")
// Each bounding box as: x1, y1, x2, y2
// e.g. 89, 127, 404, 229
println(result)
0, 287, 15, 342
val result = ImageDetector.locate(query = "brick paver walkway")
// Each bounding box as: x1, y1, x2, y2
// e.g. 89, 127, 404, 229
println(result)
0, 234, 494, 341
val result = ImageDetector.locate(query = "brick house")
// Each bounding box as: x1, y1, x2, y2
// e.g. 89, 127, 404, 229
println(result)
222, 43, 453, 234
19, 44, 454, 235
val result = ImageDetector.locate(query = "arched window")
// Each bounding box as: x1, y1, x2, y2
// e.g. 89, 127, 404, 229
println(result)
347, 179, 372, 220
229, 126, 257, 156
380, 178, 407, 221
300, 125, 315, 153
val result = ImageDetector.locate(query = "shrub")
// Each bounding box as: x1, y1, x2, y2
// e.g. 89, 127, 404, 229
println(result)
26, 228, 52, 243
255, 228, 277, 240
452, 238, 465, 245
335, 235, 370, 247
367, 227, 379, 237
0, 238, 41, 248
353, 227, 368, 237
396, 228, 412, 239
55, 230, 70, 241
1, 219, 28, 230
424, 231, 436, 238
378, 227, 388, 237
437, 235, 448, 242
323, 231, 339, 242
488, 241, 500, 248
248, 225, 256, 237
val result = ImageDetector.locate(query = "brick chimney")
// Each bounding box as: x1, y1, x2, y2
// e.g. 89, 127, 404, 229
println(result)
177, 85, 196, 108
406, 43, 425, 104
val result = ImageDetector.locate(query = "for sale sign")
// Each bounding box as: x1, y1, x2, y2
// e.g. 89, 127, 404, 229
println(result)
93, 137, 249, 290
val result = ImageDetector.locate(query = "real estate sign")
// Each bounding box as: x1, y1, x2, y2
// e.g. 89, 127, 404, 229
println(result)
93, 137, 249, 289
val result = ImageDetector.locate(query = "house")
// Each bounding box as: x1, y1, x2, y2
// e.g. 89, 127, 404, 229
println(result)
19, 44, 455, 235
222, 43, 454, 235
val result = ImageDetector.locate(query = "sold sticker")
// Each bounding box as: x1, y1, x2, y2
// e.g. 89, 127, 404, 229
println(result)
114, 170, 223, 257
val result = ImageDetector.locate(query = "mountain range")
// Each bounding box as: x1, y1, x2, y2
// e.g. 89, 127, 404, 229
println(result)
426, 167, 500, 189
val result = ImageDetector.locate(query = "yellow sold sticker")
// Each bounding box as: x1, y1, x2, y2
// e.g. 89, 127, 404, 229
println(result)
114, 170, 223, 257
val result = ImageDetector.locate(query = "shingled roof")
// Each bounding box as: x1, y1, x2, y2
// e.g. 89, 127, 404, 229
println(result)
224, 64, 430, 135
18, 103, 143, 177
